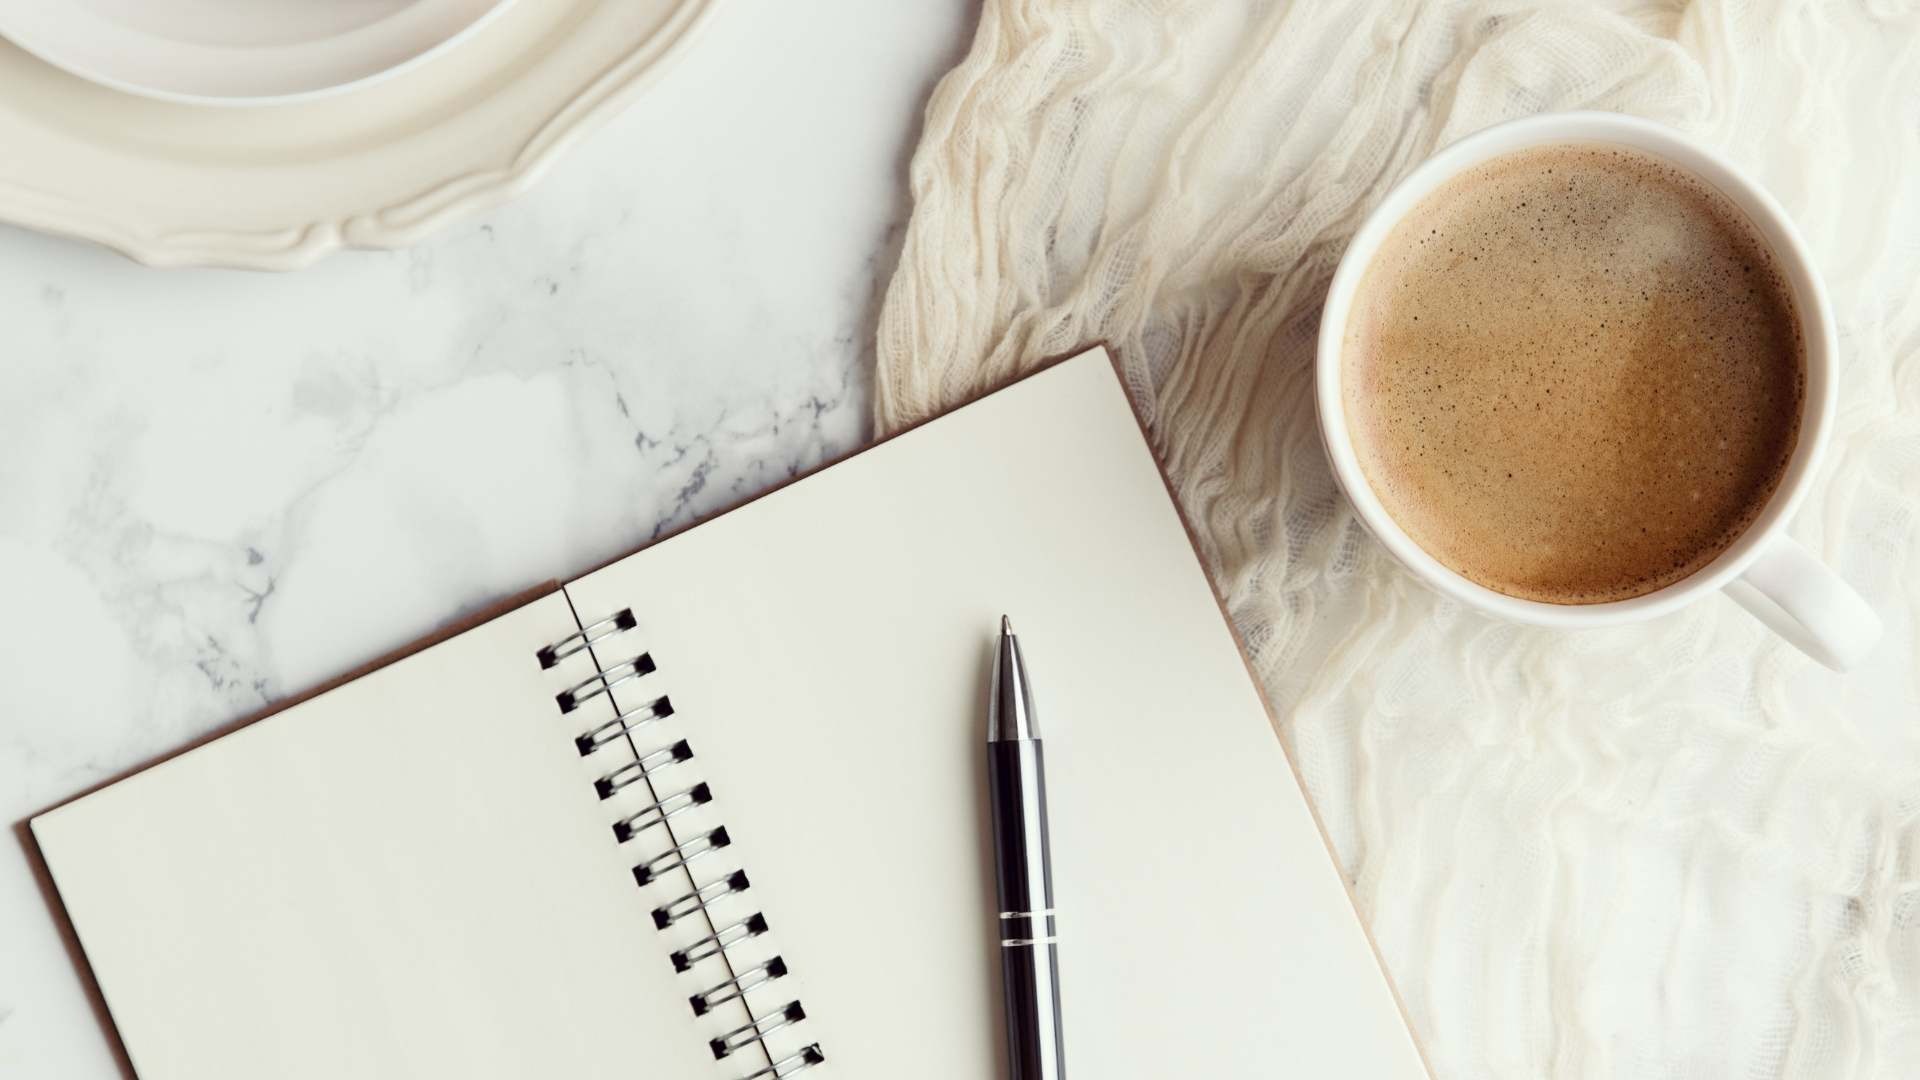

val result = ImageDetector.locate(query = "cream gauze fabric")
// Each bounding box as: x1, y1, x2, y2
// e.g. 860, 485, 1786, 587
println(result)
875, 2, 1920, 1077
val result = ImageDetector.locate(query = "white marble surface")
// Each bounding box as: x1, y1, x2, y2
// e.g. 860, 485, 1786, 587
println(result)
0, 1, 973, 1073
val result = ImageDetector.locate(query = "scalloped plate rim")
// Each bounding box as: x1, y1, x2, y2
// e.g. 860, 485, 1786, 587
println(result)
0, 0, 522, 108
0, 0, 723, 272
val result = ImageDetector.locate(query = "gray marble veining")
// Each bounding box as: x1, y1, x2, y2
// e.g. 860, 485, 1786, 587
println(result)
0, 1, 974, 1073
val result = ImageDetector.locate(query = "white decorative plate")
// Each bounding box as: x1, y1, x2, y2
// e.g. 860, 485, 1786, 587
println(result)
0, 0, 718, 269
0, 0, 516, 105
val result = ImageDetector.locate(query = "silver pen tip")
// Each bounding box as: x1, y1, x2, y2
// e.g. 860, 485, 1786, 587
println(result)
988, 615, 1037, 741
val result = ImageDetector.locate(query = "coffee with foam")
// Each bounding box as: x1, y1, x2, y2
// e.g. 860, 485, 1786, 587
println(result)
1342, 143, 1804, 604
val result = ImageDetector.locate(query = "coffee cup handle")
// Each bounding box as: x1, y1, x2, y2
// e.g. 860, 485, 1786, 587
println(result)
1722, 533, 1881, 671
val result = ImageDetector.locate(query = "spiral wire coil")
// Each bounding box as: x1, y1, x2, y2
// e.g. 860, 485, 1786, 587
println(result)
540, 611, 824, 1077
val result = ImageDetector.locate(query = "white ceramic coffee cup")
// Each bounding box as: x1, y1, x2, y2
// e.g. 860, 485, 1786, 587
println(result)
1316, 111, 1881, 671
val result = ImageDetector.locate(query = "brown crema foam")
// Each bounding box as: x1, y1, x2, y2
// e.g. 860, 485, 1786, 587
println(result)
1343, 143, 1804, 604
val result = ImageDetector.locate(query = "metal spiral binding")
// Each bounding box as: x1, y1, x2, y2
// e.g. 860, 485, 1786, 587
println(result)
540, 613, 824, 1080
537, 609, 637, 669
634, 827, 732, 886
741, 1046, 825, 1080
655, 870, 751, 929
555, 653, 656, 713
576, 694, 675, 755
711, 1001, 806, 1060
691, 956, 788, 1016
673, 913, 770, 972
613, 782, 712, 843
595, 739, 693, 799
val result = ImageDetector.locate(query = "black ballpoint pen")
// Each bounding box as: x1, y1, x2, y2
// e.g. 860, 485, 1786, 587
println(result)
987, 615, 1066, 1080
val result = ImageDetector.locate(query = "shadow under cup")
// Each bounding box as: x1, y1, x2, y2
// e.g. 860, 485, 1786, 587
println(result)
1315, 112, 1843, 637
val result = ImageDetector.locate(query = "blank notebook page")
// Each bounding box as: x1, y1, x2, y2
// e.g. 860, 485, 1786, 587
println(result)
561, 349, 1430, 1077
31, 592, 723, 1080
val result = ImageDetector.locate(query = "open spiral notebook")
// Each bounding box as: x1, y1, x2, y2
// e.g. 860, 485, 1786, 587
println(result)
31, 347, 1429, 1080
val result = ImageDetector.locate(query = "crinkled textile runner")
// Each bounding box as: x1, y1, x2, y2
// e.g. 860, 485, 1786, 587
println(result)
876, 2, 1920, 1076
